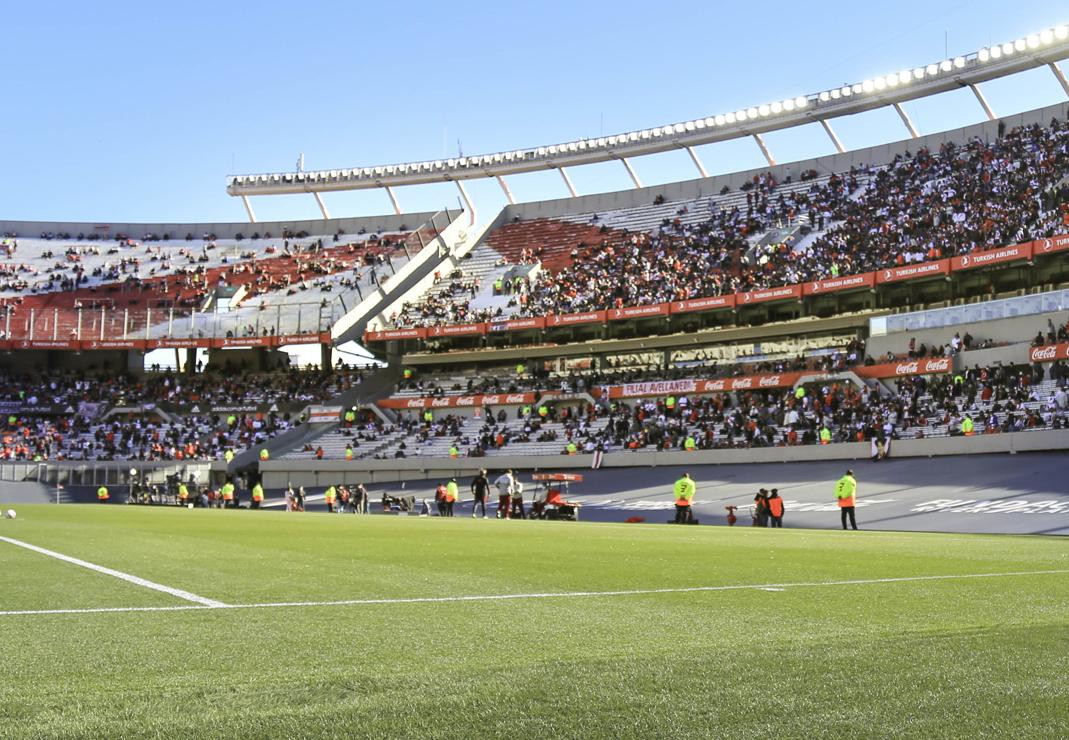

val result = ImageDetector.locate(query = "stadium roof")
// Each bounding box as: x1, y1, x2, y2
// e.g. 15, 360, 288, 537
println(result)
226, 23, 1069, 221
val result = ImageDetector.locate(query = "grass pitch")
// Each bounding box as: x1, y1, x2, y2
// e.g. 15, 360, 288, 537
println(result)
0, 505, 1067, 739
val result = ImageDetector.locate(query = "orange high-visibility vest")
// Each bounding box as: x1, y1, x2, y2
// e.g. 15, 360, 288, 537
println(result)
768, 498, 784, 517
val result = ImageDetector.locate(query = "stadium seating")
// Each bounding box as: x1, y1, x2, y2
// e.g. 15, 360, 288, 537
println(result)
388, 117, 1069, 328
0, 229, 410, 342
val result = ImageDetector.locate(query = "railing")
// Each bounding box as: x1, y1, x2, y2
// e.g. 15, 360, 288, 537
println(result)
0, 460, 214, 487
873, 288, 1069, 335
0, 300, 336, 349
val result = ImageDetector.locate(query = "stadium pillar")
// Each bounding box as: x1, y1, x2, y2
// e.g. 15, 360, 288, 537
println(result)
752, 134, 776, 166
241, 196, 257, 223
385, 187, 402, 215
313, 192, 331, 220
185, 348, 196, 374
495, 175, 516, 205
893, 103, 920, 139
621, 158, 643, 188
819, 119, 846, 154
1048, 62, 1069, 98
559, 167, 578, 197
685, 146, 709, 178
455, 181, 476, 226
320, 343, 331, 371
968, 83, 996, 121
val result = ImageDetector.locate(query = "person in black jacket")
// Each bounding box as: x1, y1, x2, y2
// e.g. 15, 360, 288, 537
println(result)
470, 469, 490, 519
753, 489, 770, 527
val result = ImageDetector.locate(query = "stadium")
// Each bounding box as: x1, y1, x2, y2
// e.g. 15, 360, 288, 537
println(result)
2, 5, 1068, 738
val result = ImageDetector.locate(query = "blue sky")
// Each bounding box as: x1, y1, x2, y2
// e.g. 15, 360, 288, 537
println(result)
2, 0, 1067, 225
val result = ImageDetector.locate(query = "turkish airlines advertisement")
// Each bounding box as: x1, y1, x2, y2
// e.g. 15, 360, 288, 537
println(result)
1032, 233, 1069, 255
737, 284, 803, 305
876, 259, 951, 284
671, 294, 735, 313
546, 310, 607, 328
609, 303, 670, 320
803, 272, 875, 296
951, 242, 1032, 271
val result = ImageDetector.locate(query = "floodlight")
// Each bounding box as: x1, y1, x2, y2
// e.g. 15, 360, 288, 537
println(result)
990, 46, 1002, 60
1014, 38, 1026, 52
715, 114, 726, 125
953, 56, 965, 68
841, 86, 852, 97
874, 77, 886, 90
547, 145, 558, 154
862, 79, 874, 93
978, 48, 990, 62
772, 101, 785, 113
651, 128, 662, 137
783, 98, 796, 111
685, 121, 697, 131
568, 142, 579, 152
795, 96, 808, 108
1040, 29, 1053, 44
830, 88, 841, 99
703, 117, 715, 126
725, 112, 737, 124
758, 103, 770, 116
663, 125, 675, 134
897, 70, 911, 84
1026, 34, 1039, 49
817, 92, 829, 103
746, 107, 758, 119
1001, 42, 1014, 55
851, 83, 862, 94
1056, 25, 1068, 40
913, 67, 925, 79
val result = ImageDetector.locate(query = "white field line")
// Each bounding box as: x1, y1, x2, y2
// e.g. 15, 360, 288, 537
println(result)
0, 536, 227, 608
1, 568, 1065, 617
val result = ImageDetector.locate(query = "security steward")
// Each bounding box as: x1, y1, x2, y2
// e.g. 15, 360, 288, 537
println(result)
97, 485, 109, 503
444, 478, 459, 517
835, 469, 858, 530
673, 473, 696, 524
251, 482, 264, 509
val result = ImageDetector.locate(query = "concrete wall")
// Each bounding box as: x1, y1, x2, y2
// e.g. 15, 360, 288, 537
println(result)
256, 428, 1069, 488
865, 310, 1069, 361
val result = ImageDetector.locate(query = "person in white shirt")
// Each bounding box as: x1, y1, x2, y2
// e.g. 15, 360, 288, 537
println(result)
509, 477, 526, 519
494, 470, 515, 519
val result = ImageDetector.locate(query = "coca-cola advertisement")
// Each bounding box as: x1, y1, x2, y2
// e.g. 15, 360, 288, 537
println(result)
855, 357, 953, 378
1029, 343, 1069, 363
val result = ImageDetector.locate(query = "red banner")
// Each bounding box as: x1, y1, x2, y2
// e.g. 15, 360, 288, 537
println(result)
607, 372, 804, 398
151, 337, 207, 349
609, 303, 671, 321
803, 272, 875, 296
1032, 234, 1069, 256
81, 339, 143, 351
854, 357, 953, 378
670, 294, 736, 313
16, 339, 80, 350
428, 323, 486, 337
737, 284, 803, 305
377, 390, 586, 410
212, 336, 274, 348
951, 242, 1032, 271
546, 310, 607, 328
876, 259, 950, 284
1029, 343, 1069, 363
364, 327, 427, 342
489, 317, 545, 332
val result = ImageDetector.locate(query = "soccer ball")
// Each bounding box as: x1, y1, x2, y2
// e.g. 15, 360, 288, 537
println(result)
4, 509, 15, 520
186, 503, 194, 510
